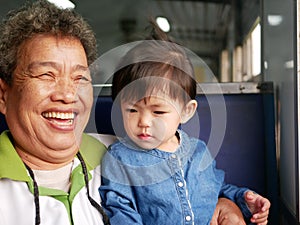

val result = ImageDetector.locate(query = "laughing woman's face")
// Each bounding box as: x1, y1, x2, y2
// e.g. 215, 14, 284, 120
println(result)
0, 34, 93, 169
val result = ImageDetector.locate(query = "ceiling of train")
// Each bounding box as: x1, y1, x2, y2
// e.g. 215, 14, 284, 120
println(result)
77, 0, 232, 65
0, 0, 250, 79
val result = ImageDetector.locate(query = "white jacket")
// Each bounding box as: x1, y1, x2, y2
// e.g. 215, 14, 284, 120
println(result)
0, 131, 107, 225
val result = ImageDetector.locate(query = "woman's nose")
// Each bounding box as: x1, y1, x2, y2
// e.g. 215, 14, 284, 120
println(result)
50, 77, 78, 103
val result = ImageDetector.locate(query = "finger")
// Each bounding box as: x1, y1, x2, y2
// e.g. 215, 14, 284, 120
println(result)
261, 199, 271, 211
256, 221, 268, 225
251, 212, 269, 224
210, 216, 218, 225
210, 208, 219, 225
245, 191, 255, 201
252, 216, 268, 224
252, 209, 269, 219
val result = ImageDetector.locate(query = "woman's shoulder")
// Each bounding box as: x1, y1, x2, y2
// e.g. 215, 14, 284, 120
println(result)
80, 133, 110, 168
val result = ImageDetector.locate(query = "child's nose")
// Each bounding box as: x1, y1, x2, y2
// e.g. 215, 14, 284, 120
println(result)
138, 113, 152, 127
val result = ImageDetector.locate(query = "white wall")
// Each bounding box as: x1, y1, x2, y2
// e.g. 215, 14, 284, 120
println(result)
262, 0, 297, 221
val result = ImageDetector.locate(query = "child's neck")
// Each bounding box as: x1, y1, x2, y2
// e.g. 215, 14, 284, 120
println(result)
157, 132, 180, 153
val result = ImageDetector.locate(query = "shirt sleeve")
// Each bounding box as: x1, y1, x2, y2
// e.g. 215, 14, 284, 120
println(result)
219, 183, 252, 219
99, 150, 144, 225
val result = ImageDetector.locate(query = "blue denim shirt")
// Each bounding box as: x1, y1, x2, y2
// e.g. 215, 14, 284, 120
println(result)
100, 130, 251, 225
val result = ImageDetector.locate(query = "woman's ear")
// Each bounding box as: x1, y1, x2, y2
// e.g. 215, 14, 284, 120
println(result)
181, 100, 197, 124
0, 79, 8, 115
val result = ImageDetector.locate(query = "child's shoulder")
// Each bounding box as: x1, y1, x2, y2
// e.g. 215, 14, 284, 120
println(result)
179, 130, 207, 148
107, 138, 140, 157
108, 139, 126, 152
102, 140, 132, 166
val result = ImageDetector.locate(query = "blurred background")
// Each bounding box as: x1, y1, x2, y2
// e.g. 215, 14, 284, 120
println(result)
0, 0, 261, 83
73, 0, 260, 84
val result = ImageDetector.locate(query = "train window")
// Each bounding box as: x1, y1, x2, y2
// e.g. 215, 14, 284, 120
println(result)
251, 23, 261, 76
241, 21, 261, 81
220, 19, 261, 82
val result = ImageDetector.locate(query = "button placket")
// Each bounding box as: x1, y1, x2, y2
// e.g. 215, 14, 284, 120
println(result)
169, 153, 194, 225
185, 215, 192, 221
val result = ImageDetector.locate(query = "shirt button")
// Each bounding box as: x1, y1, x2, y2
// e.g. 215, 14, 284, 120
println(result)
177, 182, 184, 187
171, 154, 177, 159
185, 215, 192, 221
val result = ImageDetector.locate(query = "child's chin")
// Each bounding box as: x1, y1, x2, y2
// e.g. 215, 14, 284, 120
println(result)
134, 140, 160, 150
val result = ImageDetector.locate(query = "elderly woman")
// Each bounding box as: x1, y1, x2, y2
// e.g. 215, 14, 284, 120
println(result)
0, 1, 108, 224
0, 1, 250, 225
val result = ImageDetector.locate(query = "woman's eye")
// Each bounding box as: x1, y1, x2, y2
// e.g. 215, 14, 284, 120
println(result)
38, 73, 54, 80
75, 75, 91, 83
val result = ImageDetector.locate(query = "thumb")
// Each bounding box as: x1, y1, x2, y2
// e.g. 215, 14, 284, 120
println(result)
245, 191, 255, 203
210, 216, 218, 225
210, 208, 219, 225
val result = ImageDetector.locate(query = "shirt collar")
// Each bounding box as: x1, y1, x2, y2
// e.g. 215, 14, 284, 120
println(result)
0, 131, 107, 181
0, 131, 30, 181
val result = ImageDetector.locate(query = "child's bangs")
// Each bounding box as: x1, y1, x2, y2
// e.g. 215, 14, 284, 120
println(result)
119, 76, 188, 103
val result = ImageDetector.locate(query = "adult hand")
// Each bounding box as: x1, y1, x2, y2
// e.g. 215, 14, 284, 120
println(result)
210, 198, 246, 225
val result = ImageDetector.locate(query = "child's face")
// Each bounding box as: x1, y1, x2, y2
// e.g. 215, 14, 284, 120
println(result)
121, 94, 185, 152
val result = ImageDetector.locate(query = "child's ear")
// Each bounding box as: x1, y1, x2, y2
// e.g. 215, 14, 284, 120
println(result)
181, 100, 197, 124
0, 79, 8, 115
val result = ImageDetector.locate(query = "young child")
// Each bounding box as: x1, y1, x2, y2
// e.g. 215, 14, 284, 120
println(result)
99, 22, 270, 225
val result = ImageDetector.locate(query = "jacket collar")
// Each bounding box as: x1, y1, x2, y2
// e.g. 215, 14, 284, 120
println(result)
0, 131, 107, 181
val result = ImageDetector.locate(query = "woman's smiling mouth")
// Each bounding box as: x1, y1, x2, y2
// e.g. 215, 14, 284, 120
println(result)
42, 111, 77, 126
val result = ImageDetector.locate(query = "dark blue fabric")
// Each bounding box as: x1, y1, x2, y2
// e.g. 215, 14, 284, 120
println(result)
0, 113, 7, 133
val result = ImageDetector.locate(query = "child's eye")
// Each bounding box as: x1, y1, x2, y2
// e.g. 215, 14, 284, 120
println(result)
126, 108, 137, 113
154, 111, 166, 115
